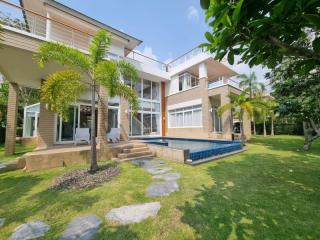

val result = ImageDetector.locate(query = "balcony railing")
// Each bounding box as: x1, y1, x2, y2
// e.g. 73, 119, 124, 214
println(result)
208, 78, 241, 89
0, 0, 167, 71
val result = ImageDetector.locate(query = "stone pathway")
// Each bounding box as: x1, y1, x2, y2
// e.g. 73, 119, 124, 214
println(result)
8, 158, 181, 238
106, 202, 161, 225
10, 221, 49, 240
146, 181, 179, 197
60, 215, 101, 240
132, 158, 181, 197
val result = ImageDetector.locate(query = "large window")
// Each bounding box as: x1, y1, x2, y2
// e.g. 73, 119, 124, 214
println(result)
128, 78, 161, 136
169, 104, 202, 128
179, 72, 199, 91
212, 107, 223, 132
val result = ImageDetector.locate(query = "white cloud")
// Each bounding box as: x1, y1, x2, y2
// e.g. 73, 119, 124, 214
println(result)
187, 5, 199, 21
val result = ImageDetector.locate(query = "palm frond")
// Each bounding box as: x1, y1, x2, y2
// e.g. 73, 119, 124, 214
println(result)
115, 59, 140, 83
41, 70, 86, 121
241, 102, 254, 117
94, 60, 139, 113
89, 30, 111, 66
36, 42, 90, 71
0, 24, 3, 45
94, 61, 120, 97
218, 103, 233, 116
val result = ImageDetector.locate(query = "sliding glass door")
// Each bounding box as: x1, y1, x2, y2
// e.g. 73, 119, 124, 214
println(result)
55, 101, 119, 144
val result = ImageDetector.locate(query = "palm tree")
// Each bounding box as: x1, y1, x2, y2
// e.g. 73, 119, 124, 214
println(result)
218, 92, 254, 146
238, 72, 266, 135
36, 30, 139, 173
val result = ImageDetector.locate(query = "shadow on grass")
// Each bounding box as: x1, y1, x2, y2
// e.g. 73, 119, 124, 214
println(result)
95, 225, 139, 240
180, 152, 320, 240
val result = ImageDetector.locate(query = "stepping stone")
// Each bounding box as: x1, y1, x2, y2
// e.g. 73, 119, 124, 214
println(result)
0, 218, 5, 228
146, 167, 172, 175
61, 215, 101, 240
132, 159, 167, 169
146, 181, 179, 197
10, 221, 49, 240
152, 173, 181, 181
106, 202, 161, 225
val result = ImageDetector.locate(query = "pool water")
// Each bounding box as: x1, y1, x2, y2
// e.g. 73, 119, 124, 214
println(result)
143, 137, 242, 161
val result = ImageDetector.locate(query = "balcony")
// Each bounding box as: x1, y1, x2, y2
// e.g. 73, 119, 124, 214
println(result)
0, 0, 167, 72
208, 77, 241, 90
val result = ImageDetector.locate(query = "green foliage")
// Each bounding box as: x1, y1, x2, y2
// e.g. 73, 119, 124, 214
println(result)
41, 70, 85, 121
37, 42, 90, 71
89, 30, 111, 66
201, 0, 320, 71
0, 24, 3, 44
270, 58, 320, 121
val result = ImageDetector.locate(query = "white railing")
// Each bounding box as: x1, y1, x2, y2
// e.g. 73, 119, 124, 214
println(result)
208, 77, 241, 90
0, 0, 167, 72
168, 47, 205, 70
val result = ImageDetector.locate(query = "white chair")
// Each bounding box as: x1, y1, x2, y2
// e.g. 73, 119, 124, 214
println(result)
107, 128, 120, 143
74, 128, 90, 145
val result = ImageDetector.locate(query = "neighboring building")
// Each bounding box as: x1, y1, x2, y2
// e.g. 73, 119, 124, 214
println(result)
0, 0, 251, 155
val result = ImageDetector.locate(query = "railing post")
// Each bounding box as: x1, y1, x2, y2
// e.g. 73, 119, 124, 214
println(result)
46, 12, 51, 40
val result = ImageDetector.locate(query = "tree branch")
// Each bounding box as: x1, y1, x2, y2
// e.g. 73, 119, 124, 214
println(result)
264, 36, 320, 60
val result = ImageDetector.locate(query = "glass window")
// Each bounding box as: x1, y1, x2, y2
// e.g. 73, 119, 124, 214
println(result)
179, 73, 198, 91
143, 79, 151, 99
143, 113, 152, 135
134, 79, 142, 98
142, 101, 152, 112
132, 113, 142, 136
184, 111, 192, 126
152, 81, 160, 100
61, 107, 76, 141
108, 108, 118, 132
152, 114, 160, 135
168, 104, 202, 128
152, 102, 160, 113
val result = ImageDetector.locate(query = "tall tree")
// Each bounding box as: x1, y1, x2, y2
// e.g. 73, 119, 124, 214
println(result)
218, 92, 253, 146
37, 30, 139, 172
200, 0, 320, 73
270, 59, 320, 150
238, 72, 266, 135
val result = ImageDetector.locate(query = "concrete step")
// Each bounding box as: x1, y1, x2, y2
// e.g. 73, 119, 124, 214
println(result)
119, 154, 154, 162
121, 143, 147, 149
118, 150, 152, 159
123, 147, 150, 154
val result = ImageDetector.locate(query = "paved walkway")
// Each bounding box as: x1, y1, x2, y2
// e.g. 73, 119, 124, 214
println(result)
9, 158, 181, 240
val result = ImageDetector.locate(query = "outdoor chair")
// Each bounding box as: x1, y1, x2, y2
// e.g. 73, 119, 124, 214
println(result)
74, 128, 90, 145
107, 128, 120, 143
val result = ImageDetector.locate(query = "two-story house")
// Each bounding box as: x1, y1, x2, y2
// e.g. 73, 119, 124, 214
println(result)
0, 0, 251, 157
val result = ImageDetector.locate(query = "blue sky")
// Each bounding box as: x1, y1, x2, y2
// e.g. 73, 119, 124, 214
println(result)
7, 0, 268, 84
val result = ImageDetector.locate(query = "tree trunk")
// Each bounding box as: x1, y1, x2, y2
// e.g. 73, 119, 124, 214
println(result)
97, 86, 109, 158
90, 83, 99, 172
263, 117, 267, 137
240, 111, 245, 147
303, 121, 312, 151
253, 117, 256, 135
271, 117, 274, 136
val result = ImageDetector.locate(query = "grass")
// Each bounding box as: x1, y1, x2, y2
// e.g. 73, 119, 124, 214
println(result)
0, 143, 35, 163
0, 135, 319, 239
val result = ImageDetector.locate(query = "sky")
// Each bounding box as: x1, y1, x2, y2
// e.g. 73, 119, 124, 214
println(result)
7, 0, 269, 85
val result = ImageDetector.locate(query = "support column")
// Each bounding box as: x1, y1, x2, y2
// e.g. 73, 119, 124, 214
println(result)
97, 86, 109, 158
199, 63, 211, 137
243, 111, 252, 140
45, 12, 52, 41
38, 99, 55, 149
120, 97, 130, 141
5, 82, 19, 156
161, 82, 166, 137
221, 92, 233, 139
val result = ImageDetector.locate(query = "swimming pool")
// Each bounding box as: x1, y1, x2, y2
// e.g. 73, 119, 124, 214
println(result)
142, 137, 242, 162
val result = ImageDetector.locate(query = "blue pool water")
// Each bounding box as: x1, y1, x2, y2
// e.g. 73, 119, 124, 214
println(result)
142, 137, 242, 161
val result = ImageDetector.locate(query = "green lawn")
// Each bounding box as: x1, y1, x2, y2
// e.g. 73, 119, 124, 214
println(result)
0, 143, 35, 163
0, 135, 319, 239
